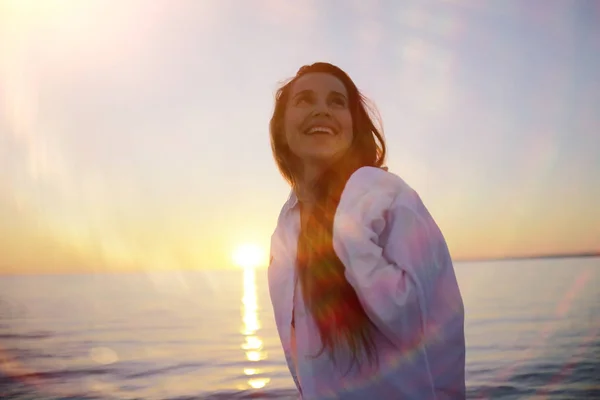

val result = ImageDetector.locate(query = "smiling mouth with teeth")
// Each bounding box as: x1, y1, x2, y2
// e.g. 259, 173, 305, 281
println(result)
305, 126, 336, 135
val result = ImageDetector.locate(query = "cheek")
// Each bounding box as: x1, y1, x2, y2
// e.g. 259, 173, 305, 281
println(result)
341, 113, 354, 143
283, 110, 303, 143
283, 125, 299, 150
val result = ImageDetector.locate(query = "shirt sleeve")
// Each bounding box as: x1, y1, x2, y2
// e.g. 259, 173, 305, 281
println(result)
334, 190, 443, 349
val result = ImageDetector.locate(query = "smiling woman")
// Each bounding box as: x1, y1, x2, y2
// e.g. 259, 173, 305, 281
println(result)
232, 243, 266, 269
267, 62, 466, 398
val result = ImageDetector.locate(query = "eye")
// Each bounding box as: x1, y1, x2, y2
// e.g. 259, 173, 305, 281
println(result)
294, 93, 312, 105
331, 96, 346, 107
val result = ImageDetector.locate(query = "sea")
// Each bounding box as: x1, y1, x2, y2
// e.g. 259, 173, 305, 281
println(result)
0, 257, 598, 399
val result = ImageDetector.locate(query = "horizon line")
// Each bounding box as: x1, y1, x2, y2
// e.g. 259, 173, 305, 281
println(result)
0, 251, 598, 276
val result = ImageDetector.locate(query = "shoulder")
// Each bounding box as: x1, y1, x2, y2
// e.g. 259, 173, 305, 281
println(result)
274, 190, 297, 224
341, 166, 420, 210
270, 190, 296, 249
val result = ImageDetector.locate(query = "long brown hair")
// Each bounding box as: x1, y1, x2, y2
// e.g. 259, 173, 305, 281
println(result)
269, 62, 387, 371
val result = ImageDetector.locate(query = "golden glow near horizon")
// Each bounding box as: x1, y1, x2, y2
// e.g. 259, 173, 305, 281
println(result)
240, 266, 270, 389
233, 244, 267, 270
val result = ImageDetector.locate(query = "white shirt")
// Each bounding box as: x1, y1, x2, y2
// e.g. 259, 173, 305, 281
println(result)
268, 166, 466, 399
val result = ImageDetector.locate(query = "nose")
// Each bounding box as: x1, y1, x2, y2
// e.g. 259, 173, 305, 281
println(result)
311, 98, 331, 117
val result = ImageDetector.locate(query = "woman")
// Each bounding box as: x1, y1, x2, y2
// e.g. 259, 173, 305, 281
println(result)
268, 62, 465, 399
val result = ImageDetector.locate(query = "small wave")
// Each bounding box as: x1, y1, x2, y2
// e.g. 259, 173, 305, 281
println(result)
1, 347, 68, 361
512, 370, 556, 385
212, 359, 281, 368
471, 359, 600, 399
0, 331, 53, 340
0, 377, 298, 400
166, 388, 299, 399
512, 359, 600, 385
124, 362, 208, 379
468, 384, 535, 398
2, 366, 116, 381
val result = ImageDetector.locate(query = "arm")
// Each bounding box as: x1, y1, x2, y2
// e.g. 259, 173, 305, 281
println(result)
333, 190, 443, 349
333, 168, 465, 397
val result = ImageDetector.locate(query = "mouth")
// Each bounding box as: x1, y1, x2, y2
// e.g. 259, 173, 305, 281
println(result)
303, 125, 337, 136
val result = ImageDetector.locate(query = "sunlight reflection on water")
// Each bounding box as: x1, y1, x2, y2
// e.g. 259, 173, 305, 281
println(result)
241, 266, 271, 390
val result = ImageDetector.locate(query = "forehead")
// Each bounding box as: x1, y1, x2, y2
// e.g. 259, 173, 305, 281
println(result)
290, 72, 348, 96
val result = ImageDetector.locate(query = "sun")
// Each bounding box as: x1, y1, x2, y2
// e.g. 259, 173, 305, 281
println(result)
232, 243, 265, 269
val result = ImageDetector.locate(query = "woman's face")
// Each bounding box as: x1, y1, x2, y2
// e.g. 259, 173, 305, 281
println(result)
283, 73, 354, 169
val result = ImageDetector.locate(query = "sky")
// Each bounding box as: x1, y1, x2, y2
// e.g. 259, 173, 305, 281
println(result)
0, 0, 598, 274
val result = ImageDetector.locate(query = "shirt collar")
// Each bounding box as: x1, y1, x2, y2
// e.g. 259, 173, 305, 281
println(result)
284, 189, 299, 212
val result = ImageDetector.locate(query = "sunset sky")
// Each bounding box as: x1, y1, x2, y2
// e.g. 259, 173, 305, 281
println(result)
1, 0, 598, 274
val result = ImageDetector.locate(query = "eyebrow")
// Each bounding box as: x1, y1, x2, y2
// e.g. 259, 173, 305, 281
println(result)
291, 89, 348, 101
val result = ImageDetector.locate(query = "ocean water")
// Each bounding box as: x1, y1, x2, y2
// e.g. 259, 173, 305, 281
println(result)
0, 257, 598, 399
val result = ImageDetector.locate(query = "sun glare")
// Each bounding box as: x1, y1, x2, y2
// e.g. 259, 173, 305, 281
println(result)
232, 244, 265, 269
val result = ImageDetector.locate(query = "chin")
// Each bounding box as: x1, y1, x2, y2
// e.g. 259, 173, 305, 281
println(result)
302, 149, 347, 165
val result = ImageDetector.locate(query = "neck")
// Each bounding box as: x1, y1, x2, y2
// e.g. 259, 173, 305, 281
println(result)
302, 162, 324, 187
295, 162, 325, 203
